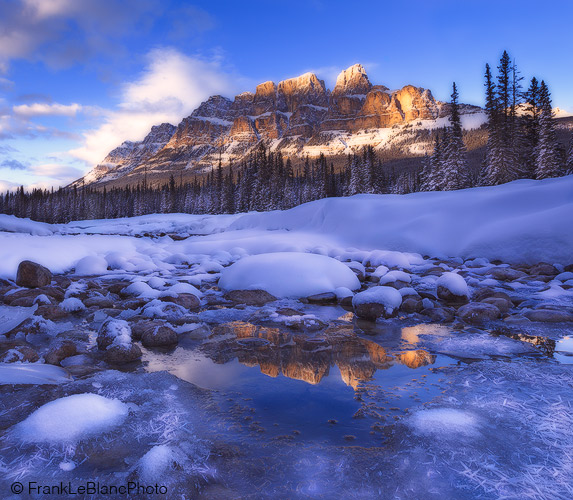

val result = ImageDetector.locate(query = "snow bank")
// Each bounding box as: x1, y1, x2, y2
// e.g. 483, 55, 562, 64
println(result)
229, 175, 573, 264
13, 393, 128, 443
0, 214, 56, 235
219, 252, 360, 298
74, 255, 109, 275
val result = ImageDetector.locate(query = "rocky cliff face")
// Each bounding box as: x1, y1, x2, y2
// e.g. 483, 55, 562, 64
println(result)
78, 64, 483, 187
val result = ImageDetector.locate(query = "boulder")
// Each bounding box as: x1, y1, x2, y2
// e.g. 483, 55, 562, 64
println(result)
400, 297, 424, 314
480, 296, 511, 314
16, 260, 52, 288
141, 325, 178, 347
160, 293, 200, 311
523, 309, 573, 323
306, 292, 337, 304
490, 267, 526, 281
352, 286, 402, 321
457, 302, 501, 325
422, 307, 455, 323
528, 262, 559, 277
104, 343, 142, 364
36, 305, 68, 320
131, 320, 165, 341
436, 272, 469, 305
44, 341, 78, 366
224, 289, 277, 306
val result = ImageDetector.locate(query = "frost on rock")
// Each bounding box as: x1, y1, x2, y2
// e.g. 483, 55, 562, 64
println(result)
60, 297, 85, 312
98, 318, 132, 349
13, 393, 128, 444
219, 252, 360, 298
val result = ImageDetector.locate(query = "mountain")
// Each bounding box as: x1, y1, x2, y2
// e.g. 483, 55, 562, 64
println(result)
74, 64, 485, 188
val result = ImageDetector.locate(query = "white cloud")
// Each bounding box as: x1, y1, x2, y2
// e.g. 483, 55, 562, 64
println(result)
13, 102, 82, 117
0, 179, 21, 192
30, 163, 84, 180
70, 47, 240, 166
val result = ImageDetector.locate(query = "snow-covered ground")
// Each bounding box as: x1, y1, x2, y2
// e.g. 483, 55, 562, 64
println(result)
0, 175, 572, 280
1, 175, 572, 499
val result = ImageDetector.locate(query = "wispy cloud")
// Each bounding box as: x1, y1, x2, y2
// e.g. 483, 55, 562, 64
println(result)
30, 163, 84, 180
70, 47, 242, 166
13, 102, 83, 117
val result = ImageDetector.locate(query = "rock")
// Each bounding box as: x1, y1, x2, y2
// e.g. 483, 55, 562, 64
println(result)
472, 288, 513, 303
284, 316, 327, 331
104, 343, 142, 364
84, 296, 114, 308
44, 341, 78, 365
225, 289, 277, 306
131, 320, 165, 341
490, 267, 526, 281
528, 262, 559, 277
16, 260, 52, 288
141, 325, 178, 347
97, 318, 132, 351
422, 307, 455, 323
400, 297, 424, 314
36, 305, 68, 320
352, 286, 402, 321
436, 272, 469, 305
160, 293, 200, 310
0, 345, 39, 363
457, 302, 501, 325
523, 309, 573, 323
480, 296, 511, 314
306, 292, 337, 304
503, 314, 532, 324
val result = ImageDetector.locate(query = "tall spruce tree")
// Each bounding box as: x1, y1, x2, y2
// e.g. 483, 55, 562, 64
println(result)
442, 82, 469, 190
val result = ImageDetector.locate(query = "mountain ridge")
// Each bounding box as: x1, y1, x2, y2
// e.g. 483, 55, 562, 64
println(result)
73, 63, 485, 188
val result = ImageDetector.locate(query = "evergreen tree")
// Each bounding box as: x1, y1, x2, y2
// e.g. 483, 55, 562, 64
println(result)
534, 81, 563, 179
442, 82, 469, 190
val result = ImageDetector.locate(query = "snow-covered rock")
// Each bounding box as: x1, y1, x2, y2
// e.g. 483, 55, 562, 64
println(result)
352, 286, 403, 320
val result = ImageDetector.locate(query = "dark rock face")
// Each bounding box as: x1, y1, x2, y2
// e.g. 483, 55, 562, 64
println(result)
0, 345, 39, 363
160, 293, 200, 311
437, 285, 468, 305
524, 309, 573, 323
16, 261, 52, 288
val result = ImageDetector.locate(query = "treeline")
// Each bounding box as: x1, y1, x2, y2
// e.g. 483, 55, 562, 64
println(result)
1, 50, 572, 223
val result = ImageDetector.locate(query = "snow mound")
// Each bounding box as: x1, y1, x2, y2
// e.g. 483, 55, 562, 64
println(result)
13, 393, 128, 443
218, 252, 360, 298
0, 363, 72, 384
75, 255, 109, 275
437, 272, 469, 297
408, 408, 481, 438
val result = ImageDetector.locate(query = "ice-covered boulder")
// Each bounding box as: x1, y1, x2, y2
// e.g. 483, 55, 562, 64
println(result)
219, 252, 360, 298
74, 255, 109, 276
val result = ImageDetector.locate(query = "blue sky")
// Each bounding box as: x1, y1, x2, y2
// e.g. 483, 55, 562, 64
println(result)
1, 0, 572, 190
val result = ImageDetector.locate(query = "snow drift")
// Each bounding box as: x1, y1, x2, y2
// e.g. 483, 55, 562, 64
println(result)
230, 175, 573, 264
